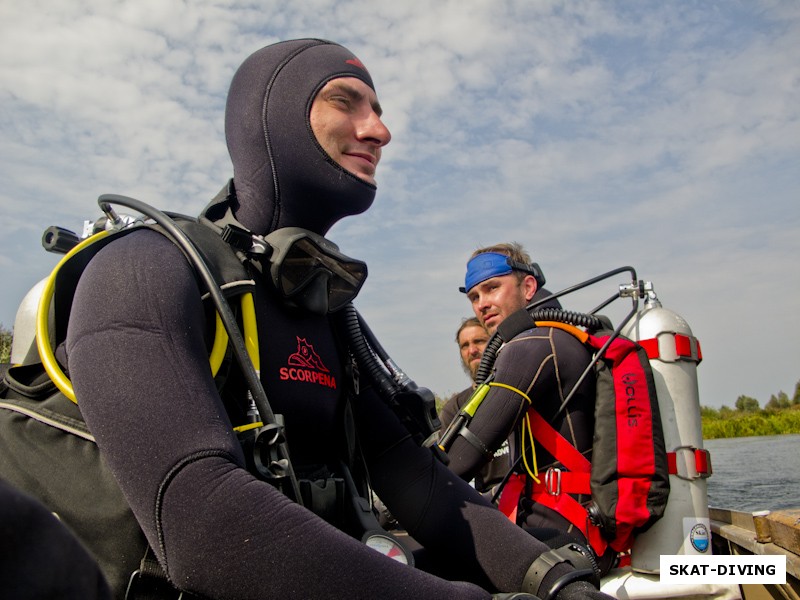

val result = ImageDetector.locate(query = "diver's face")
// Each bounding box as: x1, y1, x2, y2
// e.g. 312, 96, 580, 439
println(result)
458, 325, 489, 380
310, 77, 391, 185
467, 274, 537, 335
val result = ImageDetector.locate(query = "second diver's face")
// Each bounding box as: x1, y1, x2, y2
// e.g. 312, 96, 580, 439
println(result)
458, 325, 489, 380
467, 273, 537, 335
310, 77, 391, 185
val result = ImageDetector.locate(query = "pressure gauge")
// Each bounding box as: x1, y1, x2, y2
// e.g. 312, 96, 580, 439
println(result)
362, 530, 414, 567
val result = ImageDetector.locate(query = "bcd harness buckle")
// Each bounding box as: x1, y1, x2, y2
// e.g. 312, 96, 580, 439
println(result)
638, 332, 702, 363
668, 446, 712, 480
545, 467, 562, 496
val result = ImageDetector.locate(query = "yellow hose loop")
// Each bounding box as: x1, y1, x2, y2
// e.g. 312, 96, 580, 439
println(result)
37, 230, 112, 404
488, 382, 531, 404
486, 382, 540, 482
522, 413, 541, 483
37, 229, 243, 404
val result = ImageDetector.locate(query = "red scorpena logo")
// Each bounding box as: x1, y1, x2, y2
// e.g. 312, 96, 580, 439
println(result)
279, 337, 336, 389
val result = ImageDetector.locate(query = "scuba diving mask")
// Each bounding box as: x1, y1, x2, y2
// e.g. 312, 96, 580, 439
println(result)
263, 227, 367, 314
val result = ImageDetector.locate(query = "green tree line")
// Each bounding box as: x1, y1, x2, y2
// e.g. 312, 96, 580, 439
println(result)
701, 380, 800, 439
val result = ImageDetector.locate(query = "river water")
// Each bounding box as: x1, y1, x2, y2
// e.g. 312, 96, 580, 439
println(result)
704, 433, 800, 512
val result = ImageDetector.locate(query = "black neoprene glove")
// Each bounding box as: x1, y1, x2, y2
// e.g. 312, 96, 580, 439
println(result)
554, 580, 614, 600
521, 542, 609, 600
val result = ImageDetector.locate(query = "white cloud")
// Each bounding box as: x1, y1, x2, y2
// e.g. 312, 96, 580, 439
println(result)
1, 0, 798, 413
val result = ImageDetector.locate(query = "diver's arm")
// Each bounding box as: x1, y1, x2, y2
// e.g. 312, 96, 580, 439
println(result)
352, 383, 576, 594
444, 334, 550, 481
66, 231, 490, 599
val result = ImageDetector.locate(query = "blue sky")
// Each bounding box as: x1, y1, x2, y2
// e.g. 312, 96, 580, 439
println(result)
1, 1, 798, 409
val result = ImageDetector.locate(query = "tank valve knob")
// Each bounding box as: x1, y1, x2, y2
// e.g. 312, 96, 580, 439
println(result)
42, 226, 80, 254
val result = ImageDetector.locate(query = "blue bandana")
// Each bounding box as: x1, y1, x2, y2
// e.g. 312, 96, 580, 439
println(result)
462, 253, 514, 293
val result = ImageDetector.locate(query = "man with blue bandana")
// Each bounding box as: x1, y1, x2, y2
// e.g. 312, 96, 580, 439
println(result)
447, 243, 614, 573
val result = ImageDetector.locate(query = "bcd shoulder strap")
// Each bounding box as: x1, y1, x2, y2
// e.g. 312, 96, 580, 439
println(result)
0, 216, 253, 599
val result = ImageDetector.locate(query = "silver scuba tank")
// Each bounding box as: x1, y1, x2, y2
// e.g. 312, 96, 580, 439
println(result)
621, 284, 712, 573
10, 278, 49, 365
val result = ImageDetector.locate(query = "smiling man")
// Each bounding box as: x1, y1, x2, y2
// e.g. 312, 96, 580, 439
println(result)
4, 38, 613, 600
310, 77, 389, 185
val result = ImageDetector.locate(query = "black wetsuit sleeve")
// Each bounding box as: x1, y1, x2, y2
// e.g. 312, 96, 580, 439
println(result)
351, 383, 554, 593
445, 328, 591, 483
65, 231, 492, 600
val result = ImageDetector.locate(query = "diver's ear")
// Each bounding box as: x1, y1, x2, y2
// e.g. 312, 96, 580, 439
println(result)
522, 275, 538, 303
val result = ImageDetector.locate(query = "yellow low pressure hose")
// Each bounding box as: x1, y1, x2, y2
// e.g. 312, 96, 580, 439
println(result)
241, 292, 260, 374
233, 292, 263, 432
37, 230, 249, 404
209, 312, 228, 377
36, 230, 111, 403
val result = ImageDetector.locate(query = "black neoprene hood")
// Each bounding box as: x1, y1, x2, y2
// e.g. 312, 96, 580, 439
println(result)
224, 38, 380, 236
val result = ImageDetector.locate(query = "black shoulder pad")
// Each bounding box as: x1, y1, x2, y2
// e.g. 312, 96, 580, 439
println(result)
173, 218, 252, 295
496, 308, 536, 342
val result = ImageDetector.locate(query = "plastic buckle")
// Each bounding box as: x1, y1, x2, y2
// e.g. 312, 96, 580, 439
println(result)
694, 448, 712, 478
220, 223, 254, 252
545, 467, 562, 496
668, 446, 712, 480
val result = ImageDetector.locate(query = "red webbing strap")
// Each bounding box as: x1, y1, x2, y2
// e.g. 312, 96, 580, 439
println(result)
639, 333, 702, 363
532, 486, 608, 556
498, 473, 525, 523
499, 473, 607, 555
526, 409, 591, 476
524, 409, 608, 555
694, 448, 711, 475
534, 470, 591, 495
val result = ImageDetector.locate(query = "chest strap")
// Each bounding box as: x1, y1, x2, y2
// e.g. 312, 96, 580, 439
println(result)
498, 408, 609, 556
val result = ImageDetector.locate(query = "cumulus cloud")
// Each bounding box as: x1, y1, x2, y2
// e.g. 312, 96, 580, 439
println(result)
1, 0, 798, 409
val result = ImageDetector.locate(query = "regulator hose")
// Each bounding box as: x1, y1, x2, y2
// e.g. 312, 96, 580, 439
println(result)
339, 303, 398, 400
474, 308, 603, 384
337, 303, 439, 444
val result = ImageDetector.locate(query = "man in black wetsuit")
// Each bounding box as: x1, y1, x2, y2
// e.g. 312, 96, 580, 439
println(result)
64, 40, 611, 599
445, 243, 613, 569
440, 317, 510, 495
